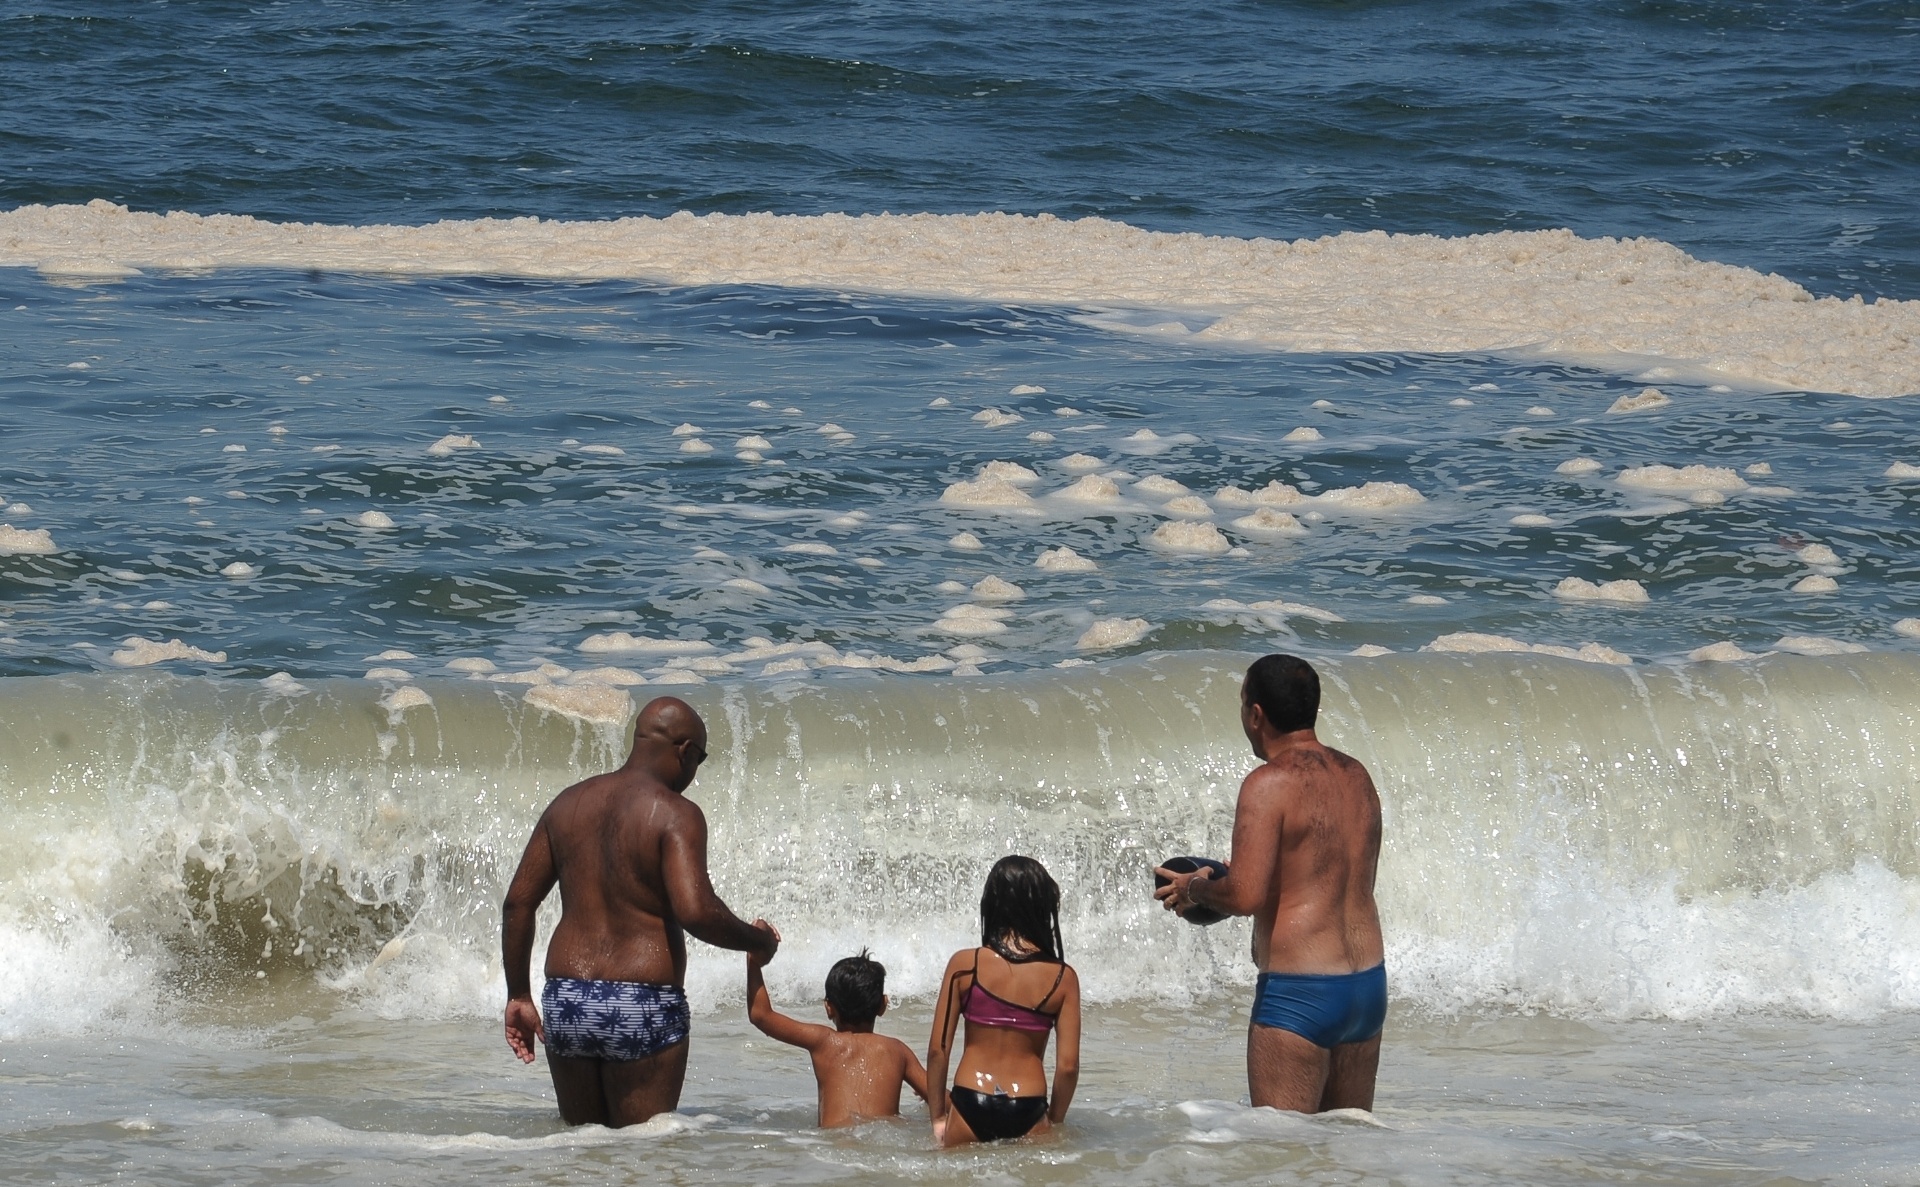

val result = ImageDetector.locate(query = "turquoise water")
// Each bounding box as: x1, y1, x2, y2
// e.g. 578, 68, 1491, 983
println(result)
3, 2, 1920, 1184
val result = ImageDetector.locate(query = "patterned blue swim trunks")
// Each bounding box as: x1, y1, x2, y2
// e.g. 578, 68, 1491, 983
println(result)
540, 977, 691, 1061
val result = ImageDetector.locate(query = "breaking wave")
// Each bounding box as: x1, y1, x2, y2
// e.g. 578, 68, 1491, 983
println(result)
3, 649, 1917, 1037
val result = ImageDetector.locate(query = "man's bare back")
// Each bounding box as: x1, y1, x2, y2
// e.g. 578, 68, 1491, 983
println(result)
1243, 743, 1384, 976
1154, 655, 1386, 1114
502, 697, 777, 1127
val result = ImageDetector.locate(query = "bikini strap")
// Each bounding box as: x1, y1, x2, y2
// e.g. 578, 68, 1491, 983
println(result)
976, 947, 1068, 1015
1037, 960, 1067, 1012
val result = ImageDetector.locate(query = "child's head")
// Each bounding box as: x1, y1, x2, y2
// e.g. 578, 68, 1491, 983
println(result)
824, 950, 887, 1029
980, 854, 1063, 962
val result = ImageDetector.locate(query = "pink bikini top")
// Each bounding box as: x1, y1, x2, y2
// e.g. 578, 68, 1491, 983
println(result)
960, 948, 1066, 1034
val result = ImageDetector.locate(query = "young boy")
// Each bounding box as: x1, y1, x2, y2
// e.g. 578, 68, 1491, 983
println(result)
746, 944, 929, 1128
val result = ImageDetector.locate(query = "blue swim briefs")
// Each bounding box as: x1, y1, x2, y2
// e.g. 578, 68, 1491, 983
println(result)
1251, 964, 1387, 1048
540, 976, 691, 1061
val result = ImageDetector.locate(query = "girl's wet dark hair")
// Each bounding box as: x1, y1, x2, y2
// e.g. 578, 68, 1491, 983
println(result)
980, 855, 1063, 963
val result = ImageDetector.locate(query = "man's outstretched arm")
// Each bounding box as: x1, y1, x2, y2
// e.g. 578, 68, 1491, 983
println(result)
501, 813, 558, 1062
1156, 769, 1284, 918
661, 802, 779, 960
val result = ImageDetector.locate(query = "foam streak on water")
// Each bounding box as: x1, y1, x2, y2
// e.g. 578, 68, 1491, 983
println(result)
5, 202, 1918, 395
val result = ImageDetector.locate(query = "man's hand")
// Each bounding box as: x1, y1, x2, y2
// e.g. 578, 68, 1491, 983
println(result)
1152, 866, 1202, 917
1155, 859, 1230, 918
751, 919, 781, 966
504, 996, 543, 1064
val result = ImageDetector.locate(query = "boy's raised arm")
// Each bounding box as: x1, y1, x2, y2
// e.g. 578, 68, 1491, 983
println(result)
746, 943, 834, 1051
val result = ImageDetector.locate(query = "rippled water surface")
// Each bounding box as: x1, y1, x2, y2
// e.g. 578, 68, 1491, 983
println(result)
4, 272, 1915, 680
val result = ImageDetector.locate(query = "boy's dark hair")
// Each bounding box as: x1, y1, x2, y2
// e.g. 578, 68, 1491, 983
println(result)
980, 854, 1063, 963
825, 950, 886, 1027
1244, 653, 1320, 734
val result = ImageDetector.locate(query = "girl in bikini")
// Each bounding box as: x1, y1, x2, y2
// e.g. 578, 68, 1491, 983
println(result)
926, 855, 1082, 1145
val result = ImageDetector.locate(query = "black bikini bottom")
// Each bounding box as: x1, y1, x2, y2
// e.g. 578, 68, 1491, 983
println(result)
949, 1087, 1048, 1142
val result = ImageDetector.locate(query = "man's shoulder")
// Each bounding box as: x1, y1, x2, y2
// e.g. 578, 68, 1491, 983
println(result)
548, 772, 692, 829
1243, 743, 1372, 804
1257, 742, 1370, 780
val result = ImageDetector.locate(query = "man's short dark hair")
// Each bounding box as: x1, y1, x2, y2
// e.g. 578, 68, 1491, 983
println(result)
825, 950, 886, 1026
1244, 654, 1320, 733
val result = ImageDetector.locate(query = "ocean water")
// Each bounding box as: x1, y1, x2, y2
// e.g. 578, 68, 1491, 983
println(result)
3, 2, 1919, 1184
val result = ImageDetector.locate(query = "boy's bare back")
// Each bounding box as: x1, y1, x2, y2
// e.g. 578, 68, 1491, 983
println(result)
806, 1031, 926, 1128
746, 953, 929, 1127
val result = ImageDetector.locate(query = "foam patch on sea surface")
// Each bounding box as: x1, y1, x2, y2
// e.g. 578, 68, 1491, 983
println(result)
4, 202, 1916, 396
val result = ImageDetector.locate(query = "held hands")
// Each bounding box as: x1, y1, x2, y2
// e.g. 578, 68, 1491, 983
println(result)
748, 919, 782, 967
504, 996, 543, 1064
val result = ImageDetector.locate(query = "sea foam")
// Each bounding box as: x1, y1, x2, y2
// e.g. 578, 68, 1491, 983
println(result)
1133, 475, 1189, 497
1076, 617, 1151, 649
1426, 632, 1632, 665
1231, 508, 1308, 536
1554, 577, 1651, 603
1214, 480, 1306, 508
525, 684, 632, 725
10, 203, 1916, 395
939, 477, 1037, 510
1607, 386, 1671, 414
1617, 464, 1747, 493
1035, 546, 1097, 572
976, 460, 1039, 485
0, 525, 57, 555
425, 433, 478, 457
1054, 475, 1123, 504
1150, 520, 1231, 554
578, 633, 713, 656
109, 637, 228, 667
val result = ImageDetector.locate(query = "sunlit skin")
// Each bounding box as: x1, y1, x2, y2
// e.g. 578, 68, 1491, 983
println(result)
501, 697, 778, 1127
925, 943, 1081, 1146
745, 932, 930, 1128
1153, 678, 1384, 1113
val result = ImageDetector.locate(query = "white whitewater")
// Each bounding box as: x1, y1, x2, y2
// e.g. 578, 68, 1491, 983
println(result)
4, 651, 1916, 1039
3, 200, 1916, 397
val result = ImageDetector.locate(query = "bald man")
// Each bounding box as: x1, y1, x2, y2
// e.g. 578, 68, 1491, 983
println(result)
502, 696, 778, 1126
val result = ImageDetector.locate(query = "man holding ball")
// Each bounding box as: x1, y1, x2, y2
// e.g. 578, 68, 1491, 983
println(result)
1154, 654, 1386, 1114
